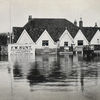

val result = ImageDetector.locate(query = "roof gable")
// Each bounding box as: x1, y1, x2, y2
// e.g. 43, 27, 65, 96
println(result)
74, 30, 88, 43
90, 30, 100, 44
36, 30, 55, 44
81, 27, 99, 42
17, 29, 35, 44
59, 29, 73, 41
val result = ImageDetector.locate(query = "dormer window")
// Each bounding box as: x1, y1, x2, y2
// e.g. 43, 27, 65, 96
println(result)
42, 40, 49, 46
78, 40, 83, 46
64, 42, 68, 47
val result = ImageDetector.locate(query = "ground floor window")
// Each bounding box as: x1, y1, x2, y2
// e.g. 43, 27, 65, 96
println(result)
78, 40, 83, 46
42, 40, 49, 46
64, 42, 68, 47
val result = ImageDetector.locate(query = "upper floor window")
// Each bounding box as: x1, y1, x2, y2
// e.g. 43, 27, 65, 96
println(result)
42, 40, 49, 46
64, 42, 68, 47
78, 40, 83, 46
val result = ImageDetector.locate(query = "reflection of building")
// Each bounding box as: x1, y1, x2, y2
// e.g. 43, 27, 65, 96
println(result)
12, 16, 100, 52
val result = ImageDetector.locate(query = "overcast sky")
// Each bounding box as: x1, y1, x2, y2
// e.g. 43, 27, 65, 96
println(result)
0, 0, 100, 32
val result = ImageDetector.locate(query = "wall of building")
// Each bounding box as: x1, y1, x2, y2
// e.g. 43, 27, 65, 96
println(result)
90, 30, 100, 45
17, 30, 35, 44
59, 30, 74, 47
74, 30, 88, 46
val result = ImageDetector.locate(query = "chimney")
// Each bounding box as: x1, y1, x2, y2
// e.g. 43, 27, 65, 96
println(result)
28, 15, 32, 22
74, 20, 77, 26
79, 18, 83, 28
94, 22, 98, 27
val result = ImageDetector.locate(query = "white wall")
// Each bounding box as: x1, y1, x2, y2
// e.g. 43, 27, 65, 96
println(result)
90, 30, 100, 45
17, 29, 35, 44
59, 30, 74, 47
36, 30, 56, 49
74, 30, 88, 46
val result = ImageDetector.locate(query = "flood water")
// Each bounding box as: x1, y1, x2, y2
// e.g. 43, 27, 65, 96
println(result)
1, 54, 100, 100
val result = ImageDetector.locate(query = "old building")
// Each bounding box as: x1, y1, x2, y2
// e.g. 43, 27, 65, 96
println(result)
12, 16, 100, 52
13, 16, 79, 50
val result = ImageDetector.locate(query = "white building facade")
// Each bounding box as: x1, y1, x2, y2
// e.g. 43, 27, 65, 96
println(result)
59, 29, 74, 47
90, 30, 100, 45
8, 29, 36, 62
36, 30, 57, 49
74, 30, 89, 47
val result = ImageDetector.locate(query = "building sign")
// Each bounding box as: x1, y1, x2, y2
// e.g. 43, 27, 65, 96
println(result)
8, 44, 35, 63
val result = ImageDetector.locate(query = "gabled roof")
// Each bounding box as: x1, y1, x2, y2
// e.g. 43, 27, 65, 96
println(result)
59, 29, 73, 41
80, 27, 100, 42
13, 18, 79, 43
36, 30, 55, 44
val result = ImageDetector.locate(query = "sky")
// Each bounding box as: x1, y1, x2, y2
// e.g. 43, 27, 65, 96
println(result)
0, 0, 100, 32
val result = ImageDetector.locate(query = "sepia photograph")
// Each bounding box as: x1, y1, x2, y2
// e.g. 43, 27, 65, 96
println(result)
0, 0, 100, 100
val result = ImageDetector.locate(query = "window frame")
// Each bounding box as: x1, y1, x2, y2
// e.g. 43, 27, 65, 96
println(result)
77, 40, 83, 46
64, 42, 68, 47
42, 40, 49, 46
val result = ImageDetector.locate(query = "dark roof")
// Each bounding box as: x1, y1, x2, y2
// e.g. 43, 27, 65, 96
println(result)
81, 27, 100, 42
13, 18, 79, 42
13, 27, 24, 43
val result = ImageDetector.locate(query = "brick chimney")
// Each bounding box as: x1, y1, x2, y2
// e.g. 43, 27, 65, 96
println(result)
94, 22, 98, 27
28, 15, 32, 22
74, 20, 77, 26
79, 18, 83, 28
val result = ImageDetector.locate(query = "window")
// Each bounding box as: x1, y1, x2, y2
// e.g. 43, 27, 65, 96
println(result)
42, 40, 49, 46
64, 42, 68, 47
78, 40, 83, 46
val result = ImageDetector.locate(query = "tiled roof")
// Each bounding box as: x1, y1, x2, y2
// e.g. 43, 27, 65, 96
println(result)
13, 18, 79, 43
81, 27, 100, 42
13, 18, 100, 43
13, 27, 24, 43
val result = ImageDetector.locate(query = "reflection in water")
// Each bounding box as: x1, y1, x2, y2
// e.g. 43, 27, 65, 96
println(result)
27, 61, 46, 86
4, 53, 100, 100
13, 61, 23, 79
0, 55, 8, 61
11, 54, 99, 89
48, 60, 66, 81
80, 68, 85, 92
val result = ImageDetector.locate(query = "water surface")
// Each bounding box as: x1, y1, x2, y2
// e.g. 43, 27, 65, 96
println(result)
0, 54, 100, 100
